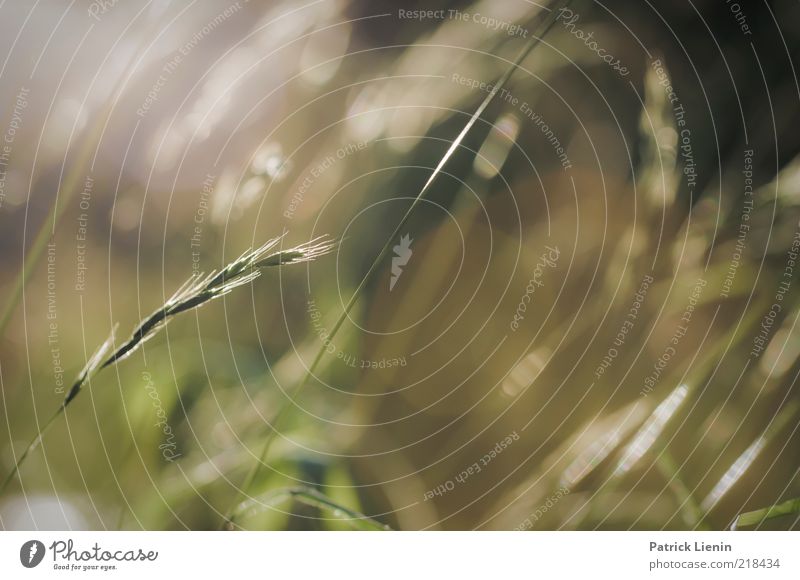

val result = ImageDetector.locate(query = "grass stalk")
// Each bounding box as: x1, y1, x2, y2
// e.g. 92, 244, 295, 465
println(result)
233, 486, 391, 531
655, 450, 707, 529
222, 0, 575, 528
732, 496, 800, 529
0, 236, 334, 495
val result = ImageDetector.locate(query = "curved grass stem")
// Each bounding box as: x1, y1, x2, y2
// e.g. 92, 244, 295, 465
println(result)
222, 0, 574, 528
231, 486, 391, 531
0, 237, 334, 495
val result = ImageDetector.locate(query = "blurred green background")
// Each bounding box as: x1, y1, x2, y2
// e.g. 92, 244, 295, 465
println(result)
1, 0, 799, 530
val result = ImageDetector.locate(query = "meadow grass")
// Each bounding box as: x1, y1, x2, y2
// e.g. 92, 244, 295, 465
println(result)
2, 0, 797, 532
733, 496, 800, 529
0, 236, 335, 494
220, 0, 576, 528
